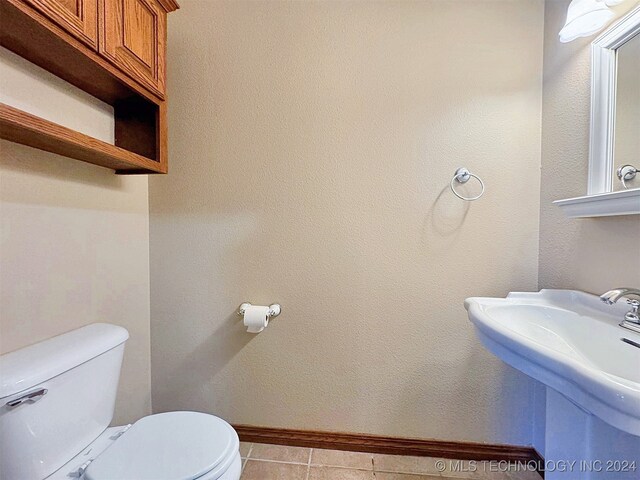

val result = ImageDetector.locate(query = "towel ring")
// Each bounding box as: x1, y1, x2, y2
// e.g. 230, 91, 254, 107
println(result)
450, 167, 484, 201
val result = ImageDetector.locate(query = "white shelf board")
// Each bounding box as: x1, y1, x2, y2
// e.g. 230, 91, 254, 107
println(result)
554, 189, 640, 218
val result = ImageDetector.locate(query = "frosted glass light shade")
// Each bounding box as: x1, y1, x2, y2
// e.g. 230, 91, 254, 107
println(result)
559, 0, 618, 43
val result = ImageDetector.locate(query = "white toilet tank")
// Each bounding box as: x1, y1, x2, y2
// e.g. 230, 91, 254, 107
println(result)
0, 323, 129, 480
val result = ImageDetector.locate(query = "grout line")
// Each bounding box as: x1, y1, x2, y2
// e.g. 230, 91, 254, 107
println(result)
241, 443, 254, 473
247, 443, 254, 459
305, 448, 313, 480
309, 463, 374, 471
242, 458, 310, 466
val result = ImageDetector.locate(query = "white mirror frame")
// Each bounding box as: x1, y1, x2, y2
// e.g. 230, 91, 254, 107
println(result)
555, 6, 640, 218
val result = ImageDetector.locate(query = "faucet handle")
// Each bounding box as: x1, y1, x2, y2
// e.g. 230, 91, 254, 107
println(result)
625, 299, 640, 323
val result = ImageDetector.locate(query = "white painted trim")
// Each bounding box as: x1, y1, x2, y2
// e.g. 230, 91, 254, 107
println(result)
588, 6, 640, 195
553, 188, 640, 218
556, 6, 640, 218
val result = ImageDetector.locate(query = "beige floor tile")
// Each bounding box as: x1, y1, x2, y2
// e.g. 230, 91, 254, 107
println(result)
241, 460, 308, 480
249, 443, 311, 464
308, 466, 374, 480
437, 459, 526, 479
438, 476, 482, 480
239, 442, 252, 458
439, 472, 483, 479
506, 468, 543, 480
435, 459, 483, 478
475, 474, 512, 480
311, 449, 374, 470
375, 473, 441, 480
471, 461, 522, 480
433, 459, 530, 480
372, 454, 442, 475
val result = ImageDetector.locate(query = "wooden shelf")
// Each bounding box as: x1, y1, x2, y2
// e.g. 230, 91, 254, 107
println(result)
0, 103, 165, 174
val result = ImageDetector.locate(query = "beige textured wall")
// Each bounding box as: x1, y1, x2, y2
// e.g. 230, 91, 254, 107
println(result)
150, 0, 544, 445
539, 1, 640, 292
0, 49, 152, 425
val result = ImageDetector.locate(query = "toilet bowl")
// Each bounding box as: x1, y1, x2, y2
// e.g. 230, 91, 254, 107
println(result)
82, 411, 241, 480
0, 323, 242, 480
48, 412, 242, 480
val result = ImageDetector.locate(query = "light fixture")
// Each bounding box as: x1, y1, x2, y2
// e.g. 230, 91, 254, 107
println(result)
559, 0, 625, 43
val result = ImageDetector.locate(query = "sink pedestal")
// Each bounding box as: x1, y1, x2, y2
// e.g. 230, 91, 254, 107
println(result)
544, 388, 640, 480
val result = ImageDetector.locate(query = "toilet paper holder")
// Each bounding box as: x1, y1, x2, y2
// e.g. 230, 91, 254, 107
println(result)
237, 302, 281, 318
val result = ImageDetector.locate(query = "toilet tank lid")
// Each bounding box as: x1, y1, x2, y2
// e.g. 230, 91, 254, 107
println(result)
0, 323, 129, 399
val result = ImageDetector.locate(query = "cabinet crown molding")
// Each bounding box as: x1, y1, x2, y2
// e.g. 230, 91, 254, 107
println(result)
157, 0, 179, 12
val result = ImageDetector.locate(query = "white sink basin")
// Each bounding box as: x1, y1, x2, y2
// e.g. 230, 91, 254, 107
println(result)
465, 289, 640, 436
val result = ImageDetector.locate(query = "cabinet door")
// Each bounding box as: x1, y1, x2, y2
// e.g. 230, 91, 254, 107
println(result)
100, 0, 166, 98
22, 0, 98, 48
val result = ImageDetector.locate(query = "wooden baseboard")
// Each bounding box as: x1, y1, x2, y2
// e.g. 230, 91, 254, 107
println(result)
234, 425, 544, 467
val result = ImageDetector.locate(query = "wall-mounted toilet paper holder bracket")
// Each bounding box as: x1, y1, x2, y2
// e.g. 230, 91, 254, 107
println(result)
238, 302, 281, 318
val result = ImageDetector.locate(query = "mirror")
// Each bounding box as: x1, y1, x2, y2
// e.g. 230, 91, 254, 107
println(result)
555, 6, 640, 218
588, 6, 640, 196
612, 32, 640, 191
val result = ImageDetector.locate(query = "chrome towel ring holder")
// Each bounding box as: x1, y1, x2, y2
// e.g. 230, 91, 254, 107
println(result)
450, 167, 484, 201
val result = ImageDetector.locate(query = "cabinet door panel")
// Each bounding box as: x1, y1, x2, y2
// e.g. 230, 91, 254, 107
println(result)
100, 0, 166, 97
22, 0, 98, 48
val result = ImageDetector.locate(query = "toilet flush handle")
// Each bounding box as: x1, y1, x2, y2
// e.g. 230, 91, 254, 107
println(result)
5, 387, 48, 408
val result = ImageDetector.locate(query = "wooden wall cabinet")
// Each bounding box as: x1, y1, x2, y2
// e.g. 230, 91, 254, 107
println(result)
100, 0, 167, 97
22, 0, 98, 49
0, 0, 179, 174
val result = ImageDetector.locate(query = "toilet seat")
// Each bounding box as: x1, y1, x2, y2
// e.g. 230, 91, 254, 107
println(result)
83, 411, 239, 480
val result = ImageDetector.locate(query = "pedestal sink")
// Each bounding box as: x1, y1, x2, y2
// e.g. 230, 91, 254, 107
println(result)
465, 290, 640, 480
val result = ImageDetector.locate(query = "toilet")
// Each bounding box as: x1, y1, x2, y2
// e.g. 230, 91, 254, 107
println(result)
0, 323, 242, 480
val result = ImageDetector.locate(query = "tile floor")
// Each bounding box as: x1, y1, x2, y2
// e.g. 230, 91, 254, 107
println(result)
239, 443, 542, 480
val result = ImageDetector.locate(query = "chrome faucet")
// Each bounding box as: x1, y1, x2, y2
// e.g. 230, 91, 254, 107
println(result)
600, 288, 640, 333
